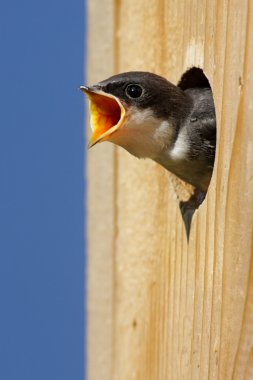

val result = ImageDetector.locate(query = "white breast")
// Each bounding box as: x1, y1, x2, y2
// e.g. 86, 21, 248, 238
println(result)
169, 127, 189, 160
108, 107, 174, 159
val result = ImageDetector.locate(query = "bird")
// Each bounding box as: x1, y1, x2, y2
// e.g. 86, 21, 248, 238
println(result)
81, 71, 216, 238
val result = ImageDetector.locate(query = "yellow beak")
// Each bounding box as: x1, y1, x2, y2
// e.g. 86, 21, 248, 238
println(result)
80, 86, 126, 148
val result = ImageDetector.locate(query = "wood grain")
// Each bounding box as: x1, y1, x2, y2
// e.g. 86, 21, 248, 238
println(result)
86, 1, 116, 380
86, 1, 253, 379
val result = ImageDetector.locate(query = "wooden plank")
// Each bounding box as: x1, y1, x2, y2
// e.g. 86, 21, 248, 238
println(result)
86, 1, 116, 380
87, 0, 253, 379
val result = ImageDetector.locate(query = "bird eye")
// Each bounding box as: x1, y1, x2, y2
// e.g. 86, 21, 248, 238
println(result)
126, 84, 143, 99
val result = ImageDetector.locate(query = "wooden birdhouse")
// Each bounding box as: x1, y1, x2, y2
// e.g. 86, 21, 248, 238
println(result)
86, 1, 253, 379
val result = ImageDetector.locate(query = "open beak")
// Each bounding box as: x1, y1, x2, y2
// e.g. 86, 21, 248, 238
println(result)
80, 86, 126, 148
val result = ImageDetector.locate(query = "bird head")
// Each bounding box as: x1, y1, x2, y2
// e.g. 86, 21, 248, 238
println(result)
81, 72, 191, 159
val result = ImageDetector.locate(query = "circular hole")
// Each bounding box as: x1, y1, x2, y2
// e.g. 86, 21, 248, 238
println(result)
177, 67, 216, 195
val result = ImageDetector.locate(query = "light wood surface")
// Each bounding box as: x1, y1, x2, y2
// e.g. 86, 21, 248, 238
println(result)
86, 1, 253, 379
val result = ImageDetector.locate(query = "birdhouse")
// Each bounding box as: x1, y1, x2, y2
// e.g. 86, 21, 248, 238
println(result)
85, 1, 253, 379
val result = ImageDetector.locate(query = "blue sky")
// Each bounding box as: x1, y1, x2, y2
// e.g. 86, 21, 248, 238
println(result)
0, 1, 85, 379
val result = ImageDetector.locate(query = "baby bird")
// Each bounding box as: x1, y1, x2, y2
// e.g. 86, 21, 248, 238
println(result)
81, 71, 216, 237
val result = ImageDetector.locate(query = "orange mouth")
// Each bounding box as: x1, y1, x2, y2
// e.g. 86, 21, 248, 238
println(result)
80, 86, 126, 148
